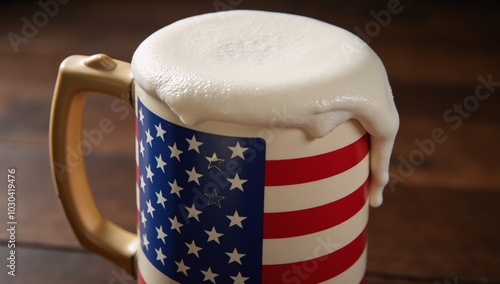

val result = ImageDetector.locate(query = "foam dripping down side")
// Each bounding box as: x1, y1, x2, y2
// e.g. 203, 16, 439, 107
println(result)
131, 10, 399, 207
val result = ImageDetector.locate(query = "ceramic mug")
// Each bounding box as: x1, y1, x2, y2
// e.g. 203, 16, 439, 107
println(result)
49, 10, 392, 284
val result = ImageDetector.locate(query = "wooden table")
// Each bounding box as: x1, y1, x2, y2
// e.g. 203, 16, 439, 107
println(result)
1, 1, 499, 283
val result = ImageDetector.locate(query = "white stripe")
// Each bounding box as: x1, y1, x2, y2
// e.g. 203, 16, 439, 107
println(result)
137, 89, 367, 159
138, 247, 180, 284
135, 136, 140, 210
137, 238, 367, 284
135, 137, 139, 167
263, 120, 366, 160
320, 246, 367, 284
136, 184, 140, 210
264, 154, 369, 213
262, 200, 368, 265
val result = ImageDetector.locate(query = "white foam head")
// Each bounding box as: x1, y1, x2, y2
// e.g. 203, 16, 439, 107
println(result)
131, 10, 399, 207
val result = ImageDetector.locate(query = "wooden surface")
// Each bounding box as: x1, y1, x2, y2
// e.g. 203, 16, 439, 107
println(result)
1, 0, 500, 283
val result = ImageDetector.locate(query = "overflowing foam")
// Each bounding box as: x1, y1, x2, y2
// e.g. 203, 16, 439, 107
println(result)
131, 10, 399, 207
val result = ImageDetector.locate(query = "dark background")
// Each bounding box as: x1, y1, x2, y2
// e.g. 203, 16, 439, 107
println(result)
1, 0, 499, 283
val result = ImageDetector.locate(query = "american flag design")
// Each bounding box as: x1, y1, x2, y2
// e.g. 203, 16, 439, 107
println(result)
136, 95, 369, 284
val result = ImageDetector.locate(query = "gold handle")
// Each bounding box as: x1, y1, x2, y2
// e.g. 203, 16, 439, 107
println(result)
49, 54, 137, 276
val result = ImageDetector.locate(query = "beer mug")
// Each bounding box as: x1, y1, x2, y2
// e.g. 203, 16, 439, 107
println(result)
49, 10, 398, 284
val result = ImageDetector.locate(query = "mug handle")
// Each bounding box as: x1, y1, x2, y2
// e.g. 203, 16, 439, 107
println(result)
49, 54, 137, 276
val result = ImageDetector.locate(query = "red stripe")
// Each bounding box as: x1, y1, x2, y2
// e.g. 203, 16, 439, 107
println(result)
264, 133, 369, 186
262, 226, 367, 283
359, 276, 366, 284
138, 268, 147, 284
263, 178, 368, 239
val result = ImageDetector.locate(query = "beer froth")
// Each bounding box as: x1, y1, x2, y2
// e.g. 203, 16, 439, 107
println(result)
131, 10, 399, 207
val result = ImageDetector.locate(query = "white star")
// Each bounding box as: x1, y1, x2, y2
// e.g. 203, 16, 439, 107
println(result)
146, 164, 154, 183
156, 226, 168, 244
169, 179, 184, 198
185, 204, 202, 222
227, 173, 247, 191
139, 108, 144, 125
155, 154, 167, 173
155, 247, 167, 266
204, 226, 223, 244
169, 142, 183, 161
228, 142, 248, 159
227, 211, 247, 228
185, 167, 202, 185
230, 272, 250, 284
156, 190, 167, 209
155, 123, 167, 141
186, 135, 203, 153
185, 240, 202, 258
140, 210, 147, 227
169, 216, 183, 233
140, 175, 146, 192
145, 128, 154, 147
226, 248, 245, 265
146, 199, 155, 218
206, 153, 224, 171
201, 267, 218, 283
139, 140, 145, 158
142, 233, 150, 251
175, 259, 190, 276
